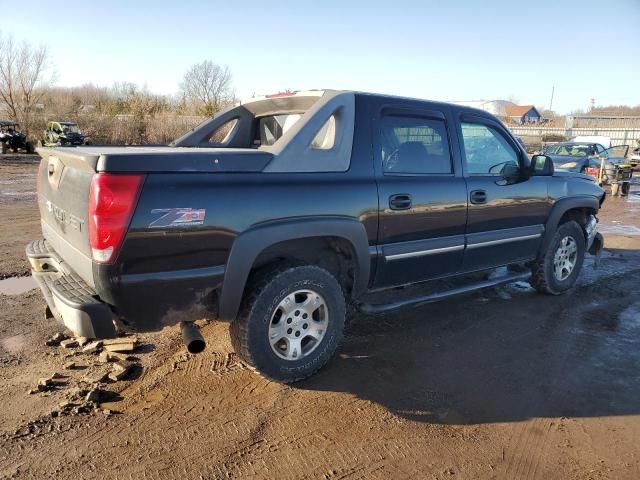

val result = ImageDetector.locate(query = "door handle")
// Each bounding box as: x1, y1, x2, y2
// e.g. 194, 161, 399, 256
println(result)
470, 190, 487, 205
389, 194, 412, 210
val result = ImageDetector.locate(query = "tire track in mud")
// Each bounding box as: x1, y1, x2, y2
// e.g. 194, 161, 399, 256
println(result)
2, 321, 467, 479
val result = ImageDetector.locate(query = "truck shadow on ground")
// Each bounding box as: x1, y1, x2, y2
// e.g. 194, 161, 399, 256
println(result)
299, 253, 640, 425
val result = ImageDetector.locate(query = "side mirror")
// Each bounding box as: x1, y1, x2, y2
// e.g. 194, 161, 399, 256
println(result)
501, 162, 521, 178
530, 154, 554, 176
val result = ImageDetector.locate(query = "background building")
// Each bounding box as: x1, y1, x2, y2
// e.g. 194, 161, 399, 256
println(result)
504, 105, 542, 124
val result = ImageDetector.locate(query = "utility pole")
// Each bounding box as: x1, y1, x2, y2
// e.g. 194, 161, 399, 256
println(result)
549, 86, 555, 112
590, 97, 596, 113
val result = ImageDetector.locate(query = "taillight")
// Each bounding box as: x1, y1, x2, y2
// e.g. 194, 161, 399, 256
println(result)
89, 173, 143, 264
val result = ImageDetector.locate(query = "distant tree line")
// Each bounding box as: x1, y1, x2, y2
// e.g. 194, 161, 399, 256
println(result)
589, 105, 640, 116
0, 32, 235, 144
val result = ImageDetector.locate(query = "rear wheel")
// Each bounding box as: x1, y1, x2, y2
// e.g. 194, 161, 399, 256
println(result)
530, 220, 585, 295
231, 265, 346, 383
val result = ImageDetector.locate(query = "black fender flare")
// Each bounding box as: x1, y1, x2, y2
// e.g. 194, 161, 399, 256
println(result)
539, 196, 599, 257
218, 217, 371, 321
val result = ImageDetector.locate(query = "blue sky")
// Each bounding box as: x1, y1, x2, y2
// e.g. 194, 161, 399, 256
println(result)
3, 0, 639, 113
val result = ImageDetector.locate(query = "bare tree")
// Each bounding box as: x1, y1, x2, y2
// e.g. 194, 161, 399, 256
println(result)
181, 60, 233, 116
0, 33, 53, 135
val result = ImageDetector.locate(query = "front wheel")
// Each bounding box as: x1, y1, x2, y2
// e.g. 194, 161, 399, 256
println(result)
231, 265, 346, 383
530, 220, 586, 295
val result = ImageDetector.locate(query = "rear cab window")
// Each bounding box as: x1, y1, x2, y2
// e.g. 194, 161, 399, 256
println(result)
258, 114, 302, 146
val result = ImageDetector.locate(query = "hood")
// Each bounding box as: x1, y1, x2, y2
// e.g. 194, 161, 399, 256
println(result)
553, 170, 596, 182
547, 154, 588, 163
548, 155, 588, 172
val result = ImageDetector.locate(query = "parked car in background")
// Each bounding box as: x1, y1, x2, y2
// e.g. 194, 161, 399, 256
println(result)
0, 121, 34, 154
42, 121, 85, 147
543, 141, 628, 182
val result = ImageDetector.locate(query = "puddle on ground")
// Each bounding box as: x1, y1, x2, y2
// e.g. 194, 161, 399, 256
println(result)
0, 276, 37, 295
598, 224, 640, 236
627, 193, 640, 203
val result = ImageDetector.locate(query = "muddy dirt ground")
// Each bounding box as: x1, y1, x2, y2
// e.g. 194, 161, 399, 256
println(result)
1, 154, 640, 479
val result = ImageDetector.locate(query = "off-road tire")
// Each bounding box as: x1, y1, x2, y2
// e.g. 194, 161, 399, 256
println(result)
230, 265, 346, 383
25, 142, 34, 154
1, 143, 7, 154
530, 220, 586, 295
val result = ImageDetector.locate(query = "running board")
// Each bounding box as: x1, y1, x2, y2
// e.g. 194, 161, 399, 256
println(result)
357, 272, 531, 315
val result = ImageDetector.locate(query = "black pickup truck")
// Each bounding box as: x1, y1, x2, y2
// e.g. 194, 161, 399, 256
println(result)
28, 90, 605, 382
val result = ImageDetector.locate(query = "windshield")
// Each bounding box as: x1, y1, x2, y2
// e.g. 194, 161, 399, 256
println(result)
62, 124, 80, 134
258, 114, 302, 146
544, 144, 592, 157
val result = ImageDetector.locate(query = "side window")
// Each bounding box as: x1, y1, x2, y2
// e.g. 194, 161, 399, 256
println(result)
380, 115, 452, 174
461, 123, 519, 175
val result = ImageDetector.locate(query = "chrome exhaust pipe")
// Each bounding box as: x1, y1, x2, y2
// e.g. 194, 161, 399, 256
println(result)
180, 321, 206, 354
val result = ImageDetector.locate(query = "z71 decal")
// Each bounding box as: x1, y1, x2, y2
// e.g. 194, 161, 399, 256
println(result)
149, 208, 206, 228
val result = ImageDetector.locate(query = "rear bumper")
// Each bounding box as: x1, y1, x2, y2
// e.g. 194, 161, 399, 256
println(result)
27, 238, 225, 335
26, 239, 116, 339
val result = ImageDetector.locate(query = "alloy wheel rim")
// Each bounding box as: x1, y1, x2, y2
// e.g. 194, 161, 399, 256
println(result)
268, 289, 328, 361
553, 236, 578, 281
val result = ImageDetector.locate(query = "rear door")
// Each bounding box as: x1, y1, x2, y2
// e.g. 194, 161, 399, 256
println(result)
373, 102, 468, 288
457, 114, 550, 271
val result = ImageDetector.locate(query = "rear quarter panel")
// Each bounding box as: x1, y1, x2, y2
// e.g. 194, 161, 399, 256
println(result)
103, 157, 378, 330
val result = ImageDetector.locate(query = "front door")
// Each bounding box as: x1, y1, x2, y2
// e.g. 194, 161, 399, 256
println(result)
373, 104, 467, 288
457, 115, 550, 271
601, 145, 630, 164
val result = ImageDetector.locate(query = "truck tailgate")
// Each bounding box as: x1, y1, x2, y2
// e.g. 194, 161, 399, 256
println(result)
36, 148, 98, 284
